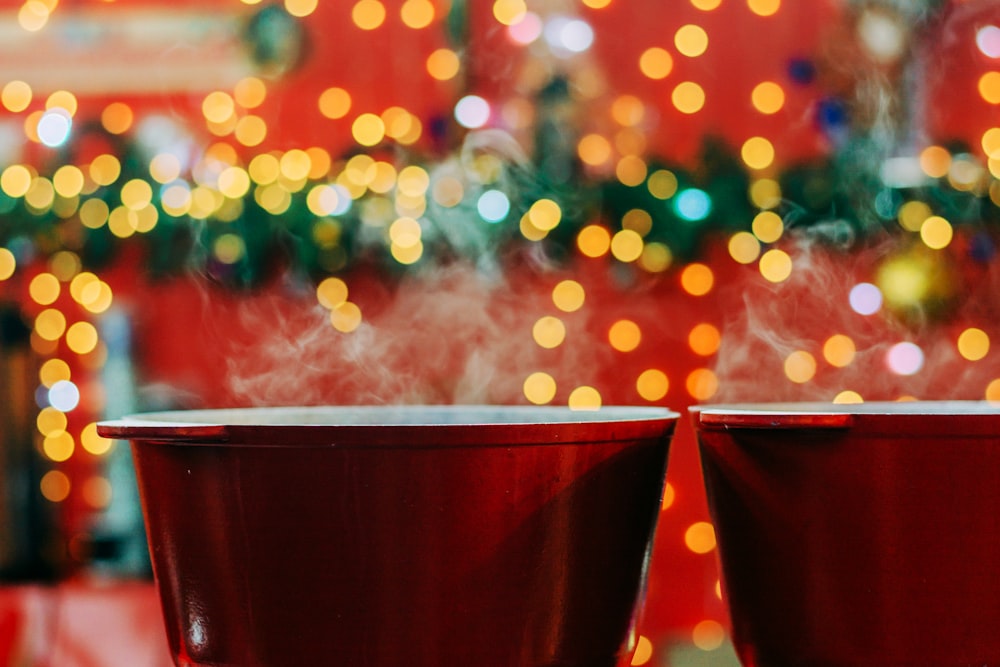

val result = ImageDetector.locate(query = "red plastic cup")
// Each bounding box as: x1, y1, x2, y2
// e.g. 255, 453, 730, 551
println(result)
693, 401, 1000, 667
99, 405, 678, 667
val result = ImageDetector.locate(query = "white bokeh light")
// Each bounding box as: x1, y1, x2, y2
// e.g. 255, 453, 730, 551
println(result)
37, 109, 72, 148
544, 16, 594, 54
454, 95, 491, 129
886, 342, 924, 376
477, 190, 510, 222
508, 12, 542, 45
849, 282, 882, 316
977, 25, 1000, 58
48, 380, 80, 411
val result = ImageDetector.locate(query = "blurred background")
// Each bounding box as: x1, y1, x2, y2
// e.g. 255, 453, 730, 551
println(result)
1, 0, 1000, 664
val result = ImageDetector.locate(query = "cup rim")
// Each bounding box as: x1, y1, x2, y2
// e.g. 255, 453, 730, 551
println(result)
692, 400, 1000, 433
97, 404, 680, 448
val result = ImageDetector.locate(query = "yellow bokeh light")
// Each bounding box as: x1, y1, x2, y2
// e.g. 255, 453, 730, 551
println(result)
636, 369, 669, 402
648, 170, 678, 199
749, 178, 782, 210
578, 134, 613, 166
728, 231, 761, 264
2, 80, 32, 112
353, 0, 386, 29
751, 81, 785, 114
390, 241, 423, 264
397, 166, 430, 197
319, 87, 352, 119
19, 2, 48, 33
101, 102, 133, 135
986, 378, 1000, 402
692, 620, 726, 651
533, 316, 566, 349
25, 177, 55, 211
674, 24, 708, 58
90, 154, 122, 186
834, 390, 864, 404
37, 406, 67, 436
493, 0, 526, 25
577, 224, 611, 258
427, 48, 461, 81
611, 95, 645, 127
29, 272, 60, 305
316, 277, 349, 309
2, 165, 32, 198
120, 179, 153, 210
285, 0, 318, 18
752, 210, 784, 242
897, 200, 930, 232
53, 165, 84, 198
401, 0, 435, 28
623, 209, 653, 237
234, 77, 267, 109
43, 430, 74, 462
919, 145, 951, 179
82, 476, 113, 509
662, 482, 676, 510
39, 359, 71, 388
680, 263, 714, 296
823, 334, 856, 367
640, 242, 673, 273
280, 149, 312, 182
81, 422, 114, 456
330, 301, 363, 332
616, 155, 648, 186
40, 470, 70, 503
389, 216, 422, 248
202, 91, 236, 124
958, 327, 990, 361
523, 371, 557, 405
685, 521, 716, 553
0, 248, 15, 281
66, 321, 99, 355
639, 47, 674, 80
982, 127, 1000, 160
608, 319, 641, 352
920, 215, 952, 249
249, 153, 281, 185
611, 229, 644, 262
631, 635, 654, 666
79, 198, 110, 229
979, 72, 1000, 104
568, 386, 602, 411
759, 248, 792, 282
528, 199, 562, 231
784, 350, 817, 383
689, 323, 721, 356
741, 136, 776, 170
691, 0, 721, 8
747, 0, 781, 17
583, 0, 612, 7
218, 167, 251, 199
552, 280, 585, 312
235, 115, 268, 147
686, 368, 718, 400
351, 113, 385, 146
672, 81, 706, 114
46, 91, 77, 116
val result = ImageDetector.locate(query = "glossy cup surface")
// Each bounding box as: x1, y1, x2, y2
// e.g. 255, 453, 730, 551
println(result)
694, 401, 1000, 667
100, 405, 678, 667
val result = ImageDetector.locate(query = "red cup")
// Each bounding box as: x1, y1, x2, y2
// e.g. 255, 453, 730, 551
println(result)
693, 401, 1000, 667
99, 405, 677, 667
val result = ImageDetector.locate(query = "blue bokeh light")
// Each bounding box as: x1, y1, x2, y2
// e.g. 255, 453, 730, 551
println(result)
477, 189, 510, 223
673, 188, 712, 222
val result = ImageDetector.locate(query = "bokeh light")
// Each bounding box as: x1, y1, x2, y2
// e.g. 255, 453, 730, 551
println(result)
523, 371, 557, 405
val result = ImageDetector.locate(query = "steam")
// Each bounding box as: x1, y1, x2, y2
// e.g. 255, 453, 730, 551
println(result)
710, 230, 997, 404
221, 262, 596, 408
